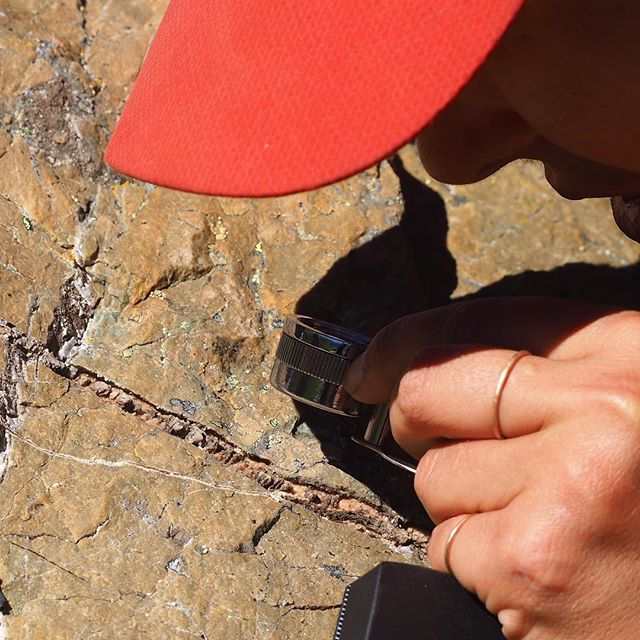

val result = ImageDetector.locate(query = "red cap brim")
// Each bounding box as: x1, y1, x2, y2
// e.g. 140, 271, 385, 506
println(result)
105, 0, 524, 197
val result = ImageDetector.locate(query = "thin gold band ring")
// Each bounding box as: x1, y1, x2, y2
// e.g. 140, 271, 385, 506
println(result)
493, 350, 530, 439
444, 514, 474, 577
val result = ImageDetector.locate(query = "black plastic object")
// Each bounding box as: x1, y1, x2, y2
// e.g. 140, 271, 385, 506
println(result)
333, 562, 504, 640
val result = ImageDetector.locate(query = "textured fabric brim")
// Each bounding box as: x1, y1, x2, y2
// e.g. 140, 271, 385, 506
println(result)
105, 0, 524, 197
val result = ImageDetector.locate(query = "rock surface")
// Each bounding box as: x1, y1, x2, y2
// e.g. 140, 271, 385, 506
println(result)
0, 0, 639, 638
0, 346, 417, 639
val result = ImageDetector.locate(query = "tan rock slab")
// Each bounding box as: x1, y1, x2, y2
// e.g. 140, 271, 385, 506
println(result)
2, 0, 637, 511
1, 1, 639, 637
0, 358, 420, 639
69, 164, 412, 498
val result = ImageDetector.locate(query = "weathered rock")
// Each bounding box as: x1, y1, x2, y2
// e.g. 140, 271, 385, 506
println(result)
67, 148, 640, 505
397, 152, 639, 298
0, 355, 419, 639
68, 164, 418, 498
0, 0, 639, 638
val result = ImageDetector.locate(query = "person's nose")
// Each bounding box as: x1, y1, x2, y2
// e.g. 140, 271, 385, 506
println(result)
416, 72, 538, 185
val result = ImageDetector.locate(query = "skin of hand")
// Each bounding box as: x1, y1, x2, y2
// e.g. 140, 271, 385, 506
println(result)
342, 4, 640, 636
345, 298, 640, 639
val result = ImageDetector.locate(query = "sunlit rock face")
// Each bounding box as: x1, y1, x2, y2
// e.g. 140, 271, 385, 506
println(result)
0, 1, 638, 638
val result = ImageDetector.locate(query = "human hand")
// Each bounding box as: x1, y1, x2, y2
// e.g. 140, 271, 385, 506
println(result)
345, 297, 640, 640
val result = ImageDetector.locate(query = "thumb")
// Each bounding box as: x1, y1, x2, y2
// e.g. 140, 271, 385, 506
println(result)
344, 314, 437, 404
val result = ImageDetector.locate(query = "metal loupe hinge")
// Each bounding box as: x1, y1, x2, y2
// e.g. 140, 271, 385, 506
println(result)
351, 438, 417, 474
355, 403, 416, 474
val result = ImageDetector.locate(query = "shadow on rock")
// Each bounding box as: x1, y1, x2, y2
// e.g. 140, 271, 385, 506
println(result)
294, 155, 456, 530
463, 260, 640, 308
291, 155, 640, 530
296, 154, 457, 335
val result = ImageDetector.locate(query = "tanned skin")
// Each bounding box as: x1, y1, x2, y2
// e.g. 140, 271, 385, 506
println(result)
345, 2, 640, 638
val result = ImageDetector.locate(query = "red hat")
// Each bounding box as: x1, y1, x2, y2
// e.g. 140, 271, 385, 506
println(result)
105, 0, 524, 197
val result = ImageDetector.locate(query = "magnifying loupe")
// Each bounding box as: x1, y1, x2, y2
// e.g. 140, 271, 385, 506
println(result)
271, 315, 416, 473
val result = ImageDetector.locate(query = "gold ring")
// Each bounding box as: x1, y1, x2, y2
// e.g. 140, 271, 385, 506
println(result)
444, 514, 473, 577
493, 350, 530, 439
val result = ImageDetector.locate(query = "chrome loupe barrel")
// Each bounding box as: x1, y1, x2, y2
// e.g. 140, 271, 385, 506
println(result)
270, 315, 416, 474
270, 315, 370, 416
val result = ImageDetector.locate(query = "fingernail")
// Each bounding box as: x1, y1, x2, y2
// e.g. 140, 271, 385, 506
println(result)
345, 353, 366, 396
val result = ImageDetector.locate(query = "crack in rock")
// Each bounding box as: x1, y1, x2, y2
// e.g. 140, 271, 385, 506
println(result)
0, 580, 11, 615
289, 604, 340, 612
236, 507, 287, 554
0, 331, 23, 485
46, 269, 98, 360
1, 321, 429, 555
7, 540, 89, 583
75, 371, 428, 551
0, 336, 19, 429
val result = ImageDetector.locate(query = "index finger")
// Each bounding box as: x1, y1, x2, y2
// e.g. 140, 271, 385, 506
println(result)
344, 296, 618, 404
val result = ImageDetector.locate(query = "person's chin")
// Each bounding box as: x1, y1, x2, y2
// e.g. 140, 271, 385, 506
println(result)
543, 164, 614, 200
541, 149, 640, 200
